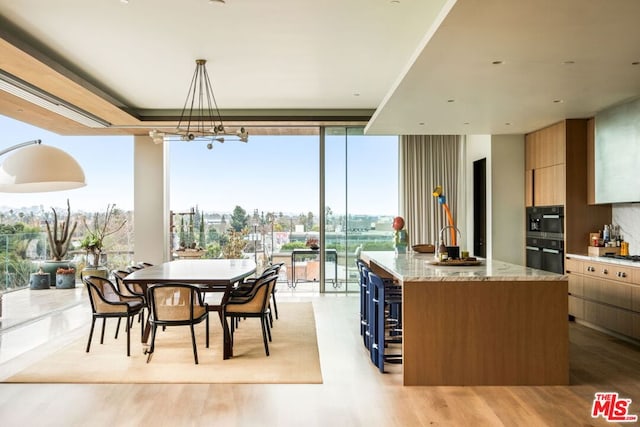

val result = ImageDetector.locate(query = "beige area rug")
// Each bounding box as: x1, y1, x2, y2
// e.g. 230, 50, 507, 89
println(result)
5, 302, 322, 384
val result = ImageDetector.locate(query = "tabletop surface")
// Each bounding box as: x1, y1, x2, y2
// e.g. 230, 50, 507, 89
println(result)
123, 259, 257, 284
361, 251, 567, 282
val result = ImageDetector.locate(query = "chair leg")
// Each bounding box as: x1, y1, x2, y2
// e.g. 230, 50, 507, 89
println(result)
265, 315, 272, 342
260, 316, 270, 356
205, 315, 210, 348
272, 292, 279, 320
146, 324, 157, 363
115, 317, 121, 339
100, 318, 107, 344
86, 317, 96, 353
268, 303, 274, 328
190, 324, 199, 364
126, 315, 131, 357
140, 310, 145, 341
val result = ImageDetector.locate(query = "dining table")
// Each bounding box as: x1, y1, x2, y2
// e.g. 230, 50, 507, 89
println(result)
123, 258, 257, 359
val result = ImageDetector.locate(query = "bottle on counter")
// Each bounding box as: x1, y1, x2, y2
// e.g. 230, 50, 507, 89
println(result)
621, 240, 629, 256
438, 240, 448, 261
603, 224, 610, 243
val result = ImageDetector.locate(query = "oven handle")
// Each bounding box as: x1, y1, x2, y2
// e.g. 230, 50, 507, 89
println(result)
526, 246, 541, 251
542, 248, 561, 254
542, 214, 561, 219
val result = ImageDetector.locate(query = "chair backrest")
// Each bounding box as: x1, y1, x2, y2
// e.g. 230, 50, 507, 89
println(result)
113, 269, 143, 296
356, 259, 371, 288
83, 275, 127, 314
147, 283, 204, 323
232, 273, 279, 314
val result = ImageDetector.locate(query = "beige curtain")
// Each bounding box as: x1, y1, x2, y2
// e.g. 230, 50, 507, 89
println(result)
399, 135, 464, 247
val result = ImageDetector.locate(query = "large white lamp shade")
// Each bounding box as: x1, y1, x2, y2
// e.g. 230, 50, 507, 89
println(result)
0, 144, 86, 193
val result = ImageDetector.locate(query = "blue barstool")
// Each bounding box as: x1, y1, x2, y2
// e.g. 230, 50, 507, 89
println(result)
356, 259, 371, 349
367, 271, 403, 373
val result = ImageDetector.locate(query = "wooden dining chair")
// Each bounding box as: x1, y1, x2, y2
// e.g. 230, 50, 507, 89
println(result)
113, 269, 147, 325
224, 272, 278, 356
83, 275, 145, 357
145, 283, 209, 364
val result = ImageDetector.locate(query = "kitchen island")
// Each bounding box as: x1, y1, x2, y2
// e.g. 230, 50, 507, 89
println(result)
360, 251, 569, 386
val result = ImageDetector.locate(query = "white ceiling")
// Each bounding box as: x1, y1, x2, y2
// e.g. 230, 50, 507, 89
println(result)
1, 0, 640, 136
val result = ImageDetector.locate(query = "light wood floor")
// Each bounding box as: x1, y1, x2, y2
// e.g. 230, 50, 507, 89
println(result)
1, 285, 639, 426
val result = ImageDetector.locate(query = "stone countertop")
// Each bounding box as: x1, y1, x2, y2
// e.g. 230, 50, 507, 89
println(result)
567, 253, 640, 268
360, 251, 567, 282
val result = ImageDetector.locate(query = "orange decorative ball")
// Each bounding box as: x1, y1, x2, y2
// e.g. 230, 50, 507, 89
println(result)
392, 216, 405, 231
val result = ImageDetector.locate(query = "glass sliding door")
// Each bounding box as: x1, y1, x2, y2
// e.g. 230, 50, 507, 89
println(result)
169, 133, 319, 289
323, 127, 398, 293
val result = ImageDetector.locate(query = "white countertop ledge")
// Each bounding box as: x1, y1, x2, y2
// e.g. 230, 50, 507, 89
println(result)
566, 253, 640, 268
360, 251, 567, 282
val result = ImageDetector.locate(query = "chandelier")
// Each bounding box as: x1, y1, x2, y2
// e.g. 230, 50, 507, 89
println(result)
149, 59, 248, 149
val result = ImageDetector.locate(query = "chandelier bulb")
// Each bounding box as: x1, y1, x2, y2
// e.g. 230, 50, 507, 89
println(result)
206, 143, 213, 150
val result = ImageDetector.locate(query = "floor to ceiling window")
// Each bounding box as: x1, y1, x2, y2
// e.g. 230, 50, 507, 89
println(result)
168, 127, 398, 293
324, 127, 398, 293
168, 132, 320, 286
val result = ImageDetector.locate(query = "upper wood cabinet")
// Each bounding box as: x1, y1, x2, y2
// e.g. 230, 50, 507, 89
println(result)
525, 119, 612, 255
525, 121, 566, 171
525, 121, 570, 207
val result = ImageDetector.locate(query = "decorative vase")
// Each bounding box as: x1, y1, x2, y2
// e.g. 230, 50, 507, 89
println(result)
80, 266, 109, 281
40, 261, 76, 288
29, 272, 50, 290
56, 273, 76, 289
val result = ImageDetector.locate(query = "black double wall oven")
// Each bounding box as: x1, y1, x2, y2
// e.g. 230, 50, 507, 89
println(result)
525, 205, 564, 274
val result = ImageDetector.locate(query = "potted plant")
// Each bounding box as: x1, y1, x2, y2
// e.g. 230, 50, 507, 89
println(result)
80, 204, 126, 278
41, 199, 77, 286
55, 266, 76, 289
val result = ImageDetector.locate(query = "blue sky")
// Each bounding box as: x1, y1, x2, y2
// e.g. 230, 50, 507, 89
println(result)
1, 115, 398, 215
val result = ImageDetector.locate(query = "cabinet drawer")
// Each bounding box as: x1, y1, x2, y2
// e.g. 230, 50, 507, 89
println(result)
565, 257, 583, 274
583, 276, 632, 309
568, 273, 583, 297
632, 285, 640, 312
583, 261, 633, 283
584, 300, 633, 336
568, 295, 584, 319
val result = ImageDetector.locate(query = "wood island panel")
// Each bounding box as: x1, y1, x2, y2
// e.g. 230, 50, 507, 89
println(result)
402, 279, 569, 386
361, 252, 569, 386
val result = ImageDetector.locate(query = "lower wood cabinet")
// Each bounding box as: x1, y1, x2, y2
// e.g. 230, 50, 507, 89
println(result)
566, 256, 640, 341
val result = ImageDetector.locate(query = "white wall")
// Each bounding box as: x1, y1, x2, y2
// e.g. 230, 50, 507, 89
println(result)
465, 134, 525, 265
490, 135, 525, 265
133, 135, 168, 264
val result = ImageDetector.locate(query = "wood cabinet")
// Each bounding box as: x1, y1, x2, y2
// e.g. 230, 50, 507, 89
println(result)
525, 119, 611, 255
566, 255, 640, 341
525, 122, 566, 206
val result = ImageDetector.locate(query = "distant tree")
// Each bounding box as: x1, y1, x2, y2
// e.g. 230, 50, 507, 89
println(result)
297, 213, 306, 230
199, 212, 206, 247
230, 206, 248, 232
179, 216, 186, 247
306, 211, 314, 231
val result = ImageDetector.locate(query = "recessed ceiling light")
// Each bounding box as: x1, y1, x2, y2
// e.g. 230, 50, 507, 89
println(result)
447, 99, 455, 103
553, 99, 564, 104
563, 60, 575, 65
505, 122, 511, 126
463, 122, 469, 125
209, 0, 225, 3
492, 60, 503, 65
353, 93, 360, 97
632, 61, 640, 66
418, 122, 425, 126
390, 0, 400, 3
120, 0, 129, 3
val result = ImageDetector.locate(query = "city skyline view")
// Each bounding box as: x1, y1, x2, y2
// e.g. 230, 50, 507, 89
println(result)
1, 115, 398, 216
